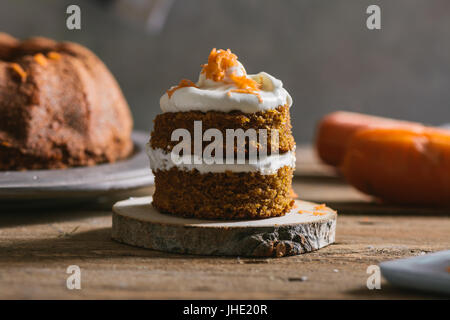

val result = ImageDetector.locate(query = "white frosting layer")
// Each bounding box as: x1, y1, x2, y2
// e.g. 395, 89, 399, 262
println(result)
160, 62, 292, 113
146, 145, 296, 175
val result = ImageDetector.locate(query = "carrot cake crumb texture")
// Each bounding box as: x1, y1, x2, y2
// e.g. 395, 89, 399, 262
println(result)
152, 166, 294, 219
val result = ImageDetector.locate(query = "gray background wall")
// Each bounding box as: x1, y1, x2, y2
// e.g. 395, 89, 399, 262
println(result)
1, 0, 450, 143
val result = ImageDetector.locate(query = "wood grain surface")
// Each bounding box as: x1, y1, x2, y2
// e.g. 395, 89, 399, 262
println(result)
0, 148, 449, 299
112, 197, 336, 257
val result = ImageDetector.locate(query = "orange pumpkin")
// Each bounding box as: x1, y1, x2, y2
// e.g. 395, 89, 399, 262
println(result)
316, 111, 423, 166
341, 127, 450, 206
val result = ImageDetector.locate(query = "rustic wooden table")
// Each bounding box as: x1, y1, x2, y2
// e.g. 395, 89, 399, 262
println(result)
0, 148, 449, 299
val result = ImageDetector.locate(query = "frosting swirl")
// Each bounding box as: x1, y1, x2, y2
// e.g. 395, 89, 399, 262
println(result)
160, 49, 292, 113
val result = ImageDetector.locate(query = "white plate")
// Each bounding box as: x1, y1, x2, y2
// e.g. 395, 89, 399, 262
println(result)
0, 131, 153, 206
380, 250, 450, 295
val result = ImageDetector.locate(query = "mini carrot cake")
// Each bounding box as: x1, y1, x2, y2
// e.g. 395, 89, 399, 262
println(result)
147, 49, 296, 219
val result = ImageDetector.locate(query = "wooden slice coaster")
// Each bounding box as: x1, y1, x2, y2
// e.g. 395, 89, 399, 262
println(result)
112, 196, 337, 258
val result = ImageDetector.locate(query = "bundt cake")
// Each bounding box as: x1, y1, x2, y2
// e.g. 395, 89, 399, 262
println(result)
0, 33, 133, 170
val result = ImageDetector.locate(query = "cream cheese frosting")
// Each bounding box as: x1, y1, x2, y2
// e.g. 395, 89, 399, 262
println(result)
146, 145, 296, 175
160, 50, 292, 114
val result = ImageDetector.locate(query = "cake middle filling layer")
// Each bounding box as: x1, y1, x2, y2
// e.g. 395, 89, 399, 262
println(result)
146, 146, 296, 175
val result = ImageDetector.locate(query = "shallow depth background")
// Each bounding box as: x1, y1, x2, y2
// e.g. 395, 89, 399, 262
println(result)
1, 0, 450, 143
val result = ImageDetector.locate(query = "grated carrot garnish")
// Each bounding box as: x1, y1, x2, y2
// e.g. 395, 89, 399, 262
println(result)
228, 88, 262, 102
166, 79, 198, 98
200, 48, 263, 102
227, 65, 262, 101
1, 141, 11, 147
229, 72, 261, 91
313, 204, 327, 211
34, 53, 48, 66
201, 48, 238, 82
167, 48, 264, 101
47, 51, 61, 60
10, 63, 27, 82
313, 211, 327, 216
